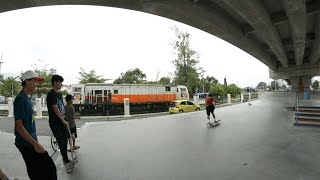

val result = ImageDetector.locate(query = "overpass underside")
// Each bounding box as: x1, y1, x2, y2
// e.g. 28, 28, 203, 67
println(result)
1, 0, 320, 91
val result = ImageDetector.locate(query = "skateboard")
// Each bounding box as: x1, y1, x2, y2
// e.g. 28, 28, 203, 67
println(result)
66, 126, 78, 173
207, 120, 221, 127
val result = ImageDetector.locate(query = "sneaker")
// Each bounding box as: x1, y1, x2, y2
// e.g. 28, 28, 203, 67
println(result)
65, 162, 73, 173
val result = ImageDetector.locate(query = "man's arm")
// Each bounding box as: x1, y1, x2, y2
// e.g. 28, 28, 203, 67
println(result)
15, 120, 45, 153
48, 91, 68, 126
52, 105, 68, 126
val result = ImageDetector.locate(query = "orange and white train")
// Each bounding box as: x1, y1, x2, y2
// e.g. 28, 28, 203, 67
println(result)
70, 83, 189, 104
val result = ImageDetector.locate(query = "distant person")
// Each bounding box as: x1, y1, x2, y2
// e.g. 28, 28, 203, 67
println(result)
205, 93, 217, 124
47, 75, 73, 173
65, 94, 80, 151
14, 70, 57, 180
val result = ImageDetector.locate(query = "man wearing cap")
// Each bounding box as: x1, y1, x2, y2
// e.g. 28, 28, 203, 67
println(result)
14, 70, 57, 180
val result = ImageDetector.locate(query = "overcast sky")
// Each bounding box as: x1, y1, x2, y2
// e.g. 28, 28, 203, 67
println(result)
0, 5, 277, 88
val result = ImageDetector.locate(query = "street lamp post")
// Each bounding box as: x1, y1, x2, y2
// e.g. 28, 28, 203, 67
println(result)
11, 85, 14, 97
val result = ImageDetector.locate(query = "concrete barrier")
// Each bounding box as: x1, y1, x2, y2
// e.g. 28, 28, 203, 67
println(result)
7, 98, 13, 118
35, 98, 42, 118
124, 98, 131, 117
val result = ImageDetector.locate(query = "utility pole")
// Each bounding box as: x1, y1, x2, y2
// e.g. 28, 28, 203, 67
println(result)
155, 65, 160, 82
201, 69, 205, 93
0, 53, 3, 76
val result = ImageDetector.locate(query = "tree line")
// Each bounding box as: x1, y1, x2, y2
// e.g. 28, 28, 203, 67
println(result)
0, 26, 251, 99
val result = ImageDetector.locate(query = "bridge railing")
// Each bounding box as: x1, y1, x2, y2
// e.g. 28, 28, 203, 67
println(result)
193, 92, 259, 105
295, 98, 320, 126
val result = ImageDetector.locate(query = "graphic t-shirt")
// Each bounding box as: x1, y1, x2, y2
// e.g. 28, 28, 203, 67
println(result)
47, 89, 65, 126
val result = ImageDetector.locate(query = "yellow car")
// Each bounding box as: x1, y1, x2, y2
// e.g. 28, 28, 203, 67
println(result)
169, 100, 201, 113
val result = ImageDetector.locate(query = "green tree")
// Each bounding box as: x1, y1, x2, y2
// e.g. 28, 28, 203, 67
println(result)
312, 80, 319, 90
256, 82, 267, 90
78, 68, 107, 84
32, 63, 57, 97
225, 84, 241, 97
203, 76, 218, 92
271, 80, 280, 90
140, 81, 159, 84
159, 77, 171, 85
210, 83, 226, 97
0, 76, 20, 97
171, 26, 201, 95
113, 68, 146, 84
60, 90, 69, 95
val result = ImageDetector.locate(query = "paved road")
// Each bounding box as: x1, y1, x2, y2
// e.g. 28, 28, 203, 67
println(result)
2, 92, 320, 179
53, 92, 320, 180
0, 112, 173, 136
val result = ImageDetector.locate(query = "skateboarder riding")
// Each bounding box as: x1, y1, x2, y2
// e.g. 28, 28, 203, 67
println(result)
205, 93, 218, 124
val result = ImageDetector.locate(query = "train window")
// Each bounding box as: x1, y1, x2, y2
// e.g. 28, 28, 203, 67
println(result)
114, 90, 119, 94
73, 88, 81, 92
74, 94, 81, 100
95, 90, 102, 95
165, 87, 171, 91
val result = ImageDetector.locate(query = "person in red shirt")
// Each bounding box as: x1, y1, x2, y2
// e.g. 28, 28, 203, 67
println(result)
205, 93, 217, 124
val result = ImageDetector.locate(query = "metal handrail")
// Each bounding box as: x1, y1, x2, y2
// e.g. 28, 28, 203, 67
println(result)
296, 98, 299, 125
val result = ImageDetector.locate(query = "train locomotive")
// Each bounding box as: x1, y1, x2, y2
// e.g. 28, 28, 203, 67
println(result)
70, 83, 189, 116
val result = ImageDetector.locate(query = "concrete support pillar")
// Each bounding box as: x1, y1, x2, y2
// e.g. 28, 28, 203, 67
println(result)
289, 76, 311, 92
35, 98, 42, 118
124, 98, 131, 117
240, 93, 244, 102
289, 77, 300, 92
301, 76, 311, 92
193, 95, 199, 105
7, 97, 13, 118
227, 94, 231, 104
248, 93, 251, 101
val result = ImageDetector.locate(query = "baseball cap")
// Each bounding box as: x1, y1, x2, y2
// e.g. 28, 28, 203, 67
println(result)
21, 70, 44, 82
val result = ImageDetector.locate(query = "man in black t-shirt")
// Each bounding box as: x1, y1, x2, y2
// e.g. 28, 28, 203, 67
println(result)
46, 75, 73, 173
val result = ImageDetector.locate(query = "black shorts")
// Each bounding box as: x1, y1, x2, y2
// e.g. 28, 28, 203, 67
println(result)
70, 127, 77, 138
206, 105, 215, 116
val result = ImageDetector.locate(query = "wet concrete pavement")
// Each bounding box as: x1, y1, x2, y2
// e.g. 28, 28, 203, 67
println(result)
0, 132, 54, 180
0, 112, 173, 136
2, 92, 320, 179
55, 92, 320, 180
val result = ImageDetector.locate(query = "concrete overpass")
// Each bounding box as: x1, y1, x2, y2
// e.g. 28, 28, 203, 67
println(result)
1, 0, 320, 91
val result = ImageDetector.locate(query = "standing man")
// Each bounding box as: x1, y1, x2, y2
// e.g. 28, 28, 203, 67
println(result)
46, 74, 73, 173
14, 70, 57, 180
